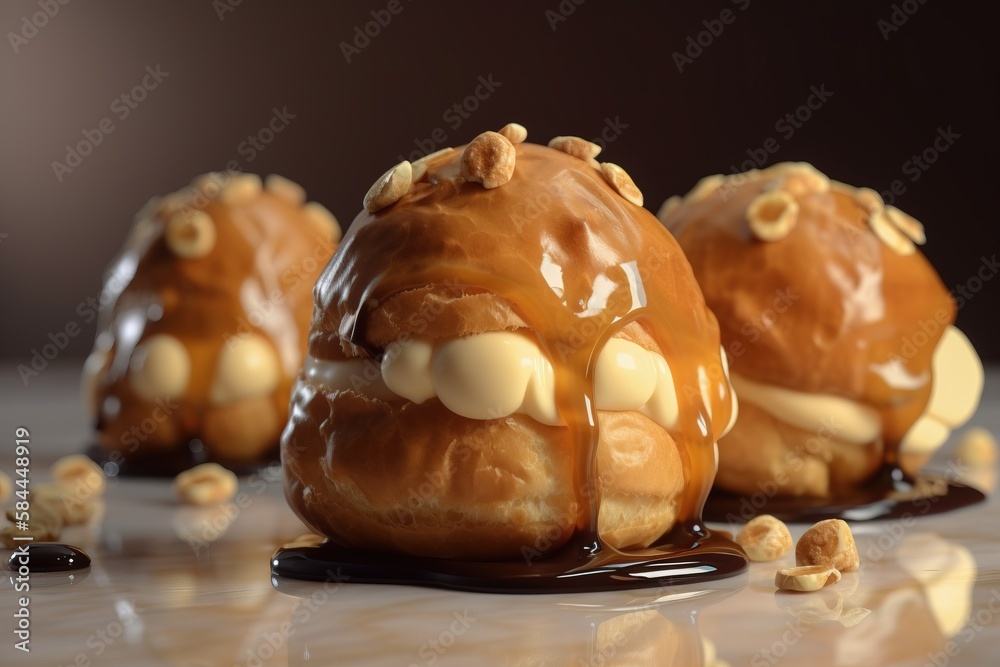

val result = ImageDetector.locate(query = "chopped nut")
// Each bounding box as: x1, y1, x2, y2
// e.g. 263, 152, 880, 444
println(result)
0, 470, 11, 503
410, 160, 428, 183
685, 174, 725, 203
364, 161, 413, 212
265, 173, 307, 205
175, 463, 238, 506
600, 162, 643, 206
885, 206, 926, 245
869, 210, 916, 255
772, 163, 830, 196
775, 565, 842, 592
192, 172, 226, 200
33, 484, 98, 525
498, 122, 527, 144
955, 427, 998, 466
52, 454, 106, 501
657, 195, 682, 222
796, 519, 859, 573
548, 135, 601, 161
855, 187, 884, 213
219, 173, 263, 205
411, 148, 455, 183
303, 201, 342, 243
747, 190, 799, 241
461, 131, 516, 189
736, 515, 793, 562
165, 209, 217, 259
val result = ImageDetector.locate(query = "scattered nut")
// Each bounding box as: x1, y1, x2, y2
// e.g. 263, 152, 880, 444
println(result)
219, 173, 263, 205
796, 519, 859, 573
548, 135, 601, 161
884, 206, 926, 245
52, 454, 106, 501
410, 160, 428, 183
192, 172, 225, 200
955, 427, 998, 466
869, 210, 916, 255
657, 195, 682, 222
265, 173, 307, 205
364, 161, 413, 212
461, 131, 516, 189
175, 463, 238, 506
600, 162, 644, 206
33, 484, 99, 525
773, 163, 830, 196
165, 209, 217, 259
0, 470, 11, 503
303, 201, 342, 242
685, 174, 725, 203
498, 122, 527, 144
736, 515, 793, 562
775, 565, 842, 592
747, 190, 799, 241
854, 187, 884, 213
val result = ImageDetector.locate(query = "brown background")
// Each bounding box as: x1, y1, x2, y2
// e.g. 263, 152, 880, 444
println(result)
1, 0, 998, 372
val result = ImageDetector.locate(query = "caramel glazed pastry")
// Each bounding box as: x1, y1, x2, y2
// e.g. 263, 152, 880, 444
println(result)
659, 163, 984, 499
82, 172, 340, 465
282, 125, 738, 561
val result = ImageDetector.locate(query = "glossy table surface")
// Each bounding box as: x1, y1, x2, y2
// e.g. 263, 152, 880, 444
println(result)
1, 363, 998, 666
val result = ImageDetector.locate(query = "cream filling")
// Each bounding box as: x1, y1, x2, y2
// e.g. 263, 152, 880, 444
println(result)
302, 333, 734, 432
728, 373, 881, 445
900, 325, 984, 454
731, 325, 982, 454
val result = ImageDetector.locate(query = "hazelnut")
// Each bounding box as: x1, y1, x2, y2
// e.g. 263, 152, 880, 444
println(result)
600, 162, 643, 206
364, 161, 413, 212
264, 173, 307, 205
735, 515, 793, 562
175, 463, 238, 506
165, 209, 217, 259
52, 454, 106, 501
548, 135, 601, 161
498, 122, 527, 144
775, 565, 842, 592
747, 190, 799, 242
461, 131, 516, 189
796, 519, 859, 573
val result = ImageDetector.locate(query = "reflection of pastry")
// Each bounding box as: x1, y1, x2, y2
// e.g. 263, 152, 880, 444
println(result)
283, 127, 736, 560
831, 533, 975, 665
83, 172, 339, 464
661, 164, 983, 498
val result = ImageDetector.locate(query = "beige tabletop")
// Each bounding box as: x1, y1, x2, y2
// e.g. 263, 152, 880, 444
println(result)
1, 363, 998, 666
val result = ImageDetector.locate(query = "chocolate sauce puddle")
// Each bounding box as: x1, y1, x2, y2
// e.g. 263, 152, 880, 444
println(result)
704, 465, 985, 523
271, 528, 745, 594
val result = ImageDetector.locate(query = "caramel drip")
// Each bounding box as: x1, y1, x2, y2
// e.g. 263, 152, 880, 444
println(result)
315, 145, 733, 559
666, 179, 954, 466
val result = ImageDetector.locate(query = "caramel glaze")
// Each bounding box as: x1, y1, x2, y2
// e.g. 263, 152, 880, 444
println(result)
86, 178, 336, 469
665, 179, 954, 466
287, 144, 741, 588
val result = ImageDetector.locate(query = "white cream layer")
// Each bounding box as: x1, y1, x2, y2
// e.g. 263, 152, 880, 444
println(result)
302, 332, 734, 432
729, 325, 982, 454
